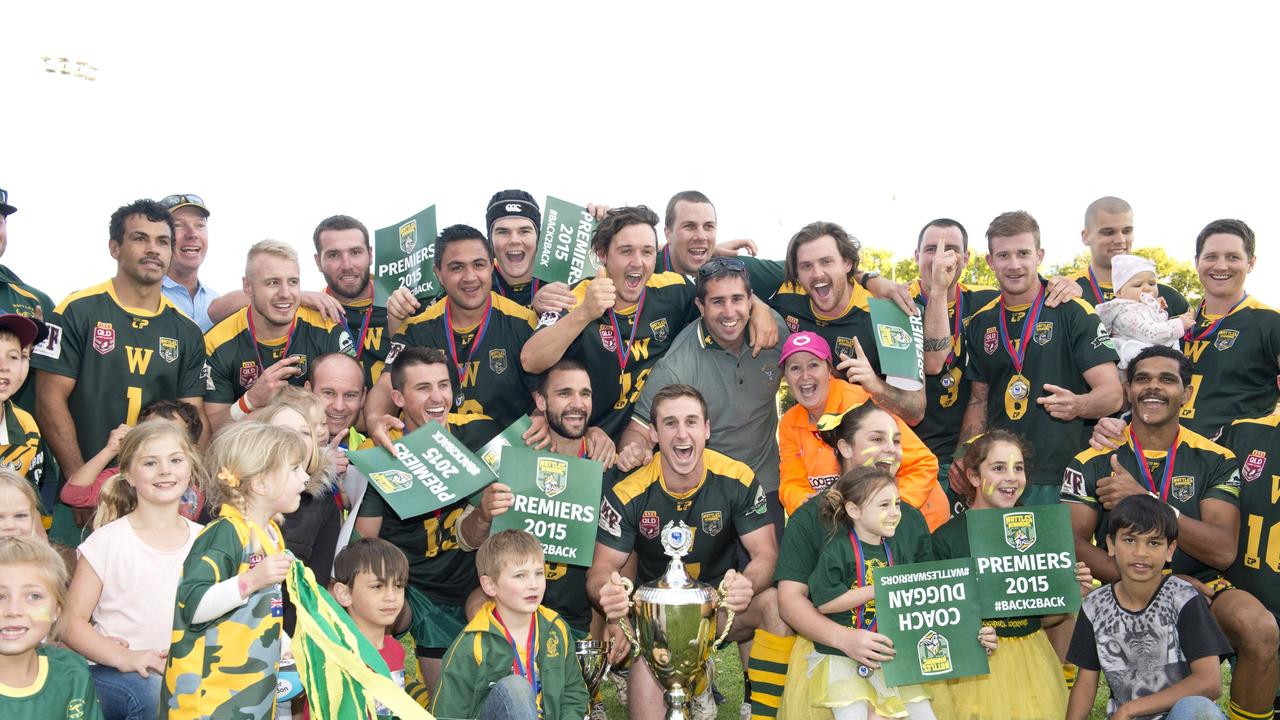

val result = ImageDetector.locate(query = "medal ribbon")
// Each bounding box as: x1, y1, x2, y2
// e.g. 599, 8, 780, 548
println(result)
997, 282, 1046, 375
578, 439, 588, 459
849, 529, 893, 632
920, 285, 964, 367
492, 607, 541, 710
659, 245, 673, 273
1183, 293, 1248, 342
606, 289, 647, 371
1129, 429, 1181, 502
494, 271, 541, 302
1086, 266, 1107, 305
325, 288, 375, 361
443, 296, 493, 386
246, 307, 298, 378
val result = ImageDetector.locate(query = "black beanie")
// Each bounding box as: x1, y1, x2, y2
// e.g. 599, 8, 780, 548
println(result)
485, 190, 541, 237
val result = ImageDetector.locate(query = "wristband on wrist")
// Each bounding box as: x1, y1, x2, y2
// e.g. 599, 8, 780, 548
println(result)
230, 394, 255, 421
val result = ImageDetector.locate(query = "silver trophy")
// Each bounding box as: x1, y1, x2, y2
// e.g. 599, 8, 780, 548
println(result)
618, 521, 734, 720
575, 638, 612, 719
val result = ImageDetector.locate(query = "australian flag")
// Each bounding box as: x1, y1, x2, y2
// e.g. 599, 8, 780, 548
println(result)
271, 596, 284, 617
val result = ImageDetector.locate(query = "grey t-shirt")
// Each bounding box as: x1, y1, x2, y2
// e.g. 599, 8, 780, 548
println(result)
1067, 576, 1230, 720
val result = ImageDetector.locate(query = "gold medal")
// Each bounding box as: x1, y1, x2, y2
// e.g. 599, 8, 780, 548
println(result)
1005, 373, 1031, 420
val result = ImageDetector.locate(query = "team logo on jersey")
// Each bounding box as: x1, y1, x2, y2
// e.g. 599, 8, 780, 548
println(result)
132, 317, 149, 329
1243, 450, 1268, 483
877, 323, 912, 350
399, 218, 418, 253
370, 469, 414, 494
386, 341, 405, 364
489, 348, 509, 374
290, 353, 309, 377
785, 315, 800, 332
649, 318, 670, 343
1061, 467, 1086, 498
1033, 322, 1054, 346
158, 337, 179, 363
536, 457, 568, 498
1092, 324, 1116, 350
66, 698, 86, 719
761, 365, 779, 383
917, 630, 953, 676
835, 336, 856, 358
752, 485, 767, 514
598, 325, 617, 352
983, 327, 998, 355
202, 361, 214, 391
599, 499, 623, 537
1171, 475, 1195, 503
1215, 329, 1239, 351
92, 322, 115, 355
1003, 511, 1037, 552
338, 330, 355, 356
32, 322, 62, 359
239, 361, 260, 388
701, 511, 723, 536
545, 629, 560, 658
639, 510, 660, 539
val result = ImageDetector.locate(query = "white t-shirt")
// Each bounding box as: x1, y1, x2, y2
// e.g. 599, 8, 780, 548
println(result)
77, 516, 202, 653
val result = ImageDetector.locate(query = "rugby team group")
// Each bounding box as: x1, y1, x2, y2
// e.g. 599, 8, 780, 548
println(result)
0, 186, 1275, 720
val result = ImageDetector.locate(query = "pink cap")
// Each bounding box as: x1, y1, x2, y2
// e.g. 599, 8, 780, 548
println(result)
779, 331, 832, 366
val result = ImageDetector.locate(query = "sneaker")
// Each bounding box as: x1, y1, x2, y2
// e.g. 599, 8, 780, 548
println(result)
611, 667, 629, 706
689, 683, 718, 720
740, 701, 753, 720
590, 701, 609, 720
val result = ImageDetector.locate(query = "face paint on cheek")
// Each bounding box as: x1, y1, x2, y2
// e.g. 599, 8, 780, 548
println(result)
27, 603, 53, 623
879, 508, 900, 531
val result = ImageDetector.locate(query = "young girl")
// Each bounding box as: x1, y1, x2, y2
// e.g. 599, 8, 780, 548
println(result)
1094, 254, 1195, 369
64, 420, 204, 720
0, 536, 104, 718
806, 466, 969, 719
928, 430, 1092, 720
0, 469, 41, 539
160, 421, 308, 720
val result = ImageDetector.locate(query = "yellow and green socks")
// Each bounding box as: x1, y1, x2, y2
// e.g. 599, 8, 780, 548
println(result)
746, 630, 794, 719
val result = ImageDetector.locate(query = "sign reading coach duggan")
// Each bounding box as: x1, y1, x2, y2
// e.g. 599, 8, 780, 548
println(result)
347, 421, 496, 519
490, 445, 603, 567
966, 504, 1081, 618
874, 558, 988, 687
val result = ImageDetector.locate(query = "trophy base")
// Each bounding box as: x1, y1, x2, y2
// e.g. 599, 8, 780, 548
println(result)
664, 686, 690, 720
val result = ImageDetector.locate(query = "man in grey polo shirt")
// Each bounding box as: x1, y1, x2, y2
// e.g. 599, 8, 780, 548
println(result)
618, 257, 787, 532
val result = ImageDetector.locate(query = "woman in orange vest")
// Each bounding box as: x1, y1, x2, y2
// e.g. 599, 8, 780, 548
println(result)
777, 331, 949, 530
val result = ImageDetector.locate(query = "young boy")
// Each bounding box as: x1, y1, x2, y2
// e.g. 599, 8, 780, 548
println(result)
432, 530, 588, 720
1066, 495, 1231, 720
330, 537, 416, 717
0, 315, 56, 527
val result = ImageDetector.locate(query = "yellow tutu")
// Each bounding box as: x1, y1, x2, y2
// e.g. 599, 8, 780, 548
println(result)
927, 629, 1066, 720
780, 637, 833, 720
807, 652, 931, 718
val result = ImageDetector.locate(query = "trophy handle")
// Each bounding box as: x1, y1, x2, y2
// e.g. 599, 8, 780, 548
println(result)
616, 577, 640, 656
713, 577, 736, 647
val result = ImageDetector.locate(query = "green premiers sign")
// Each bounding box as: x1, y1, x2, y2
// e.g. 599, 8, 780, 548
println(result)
490, 446, 603, 567
868, 298, 924, 392
347, 421, 496, 519
966, 504, 1080, 618
533, 196, 598, 286
374, 205, 438, 304
477, 415, 534, 474
874, 558, 988, 687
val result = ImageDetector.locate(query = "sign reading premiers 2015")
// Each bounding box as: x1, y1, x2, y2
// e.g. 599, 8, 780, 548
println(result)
347, 421, 496, 519
966, 504, 1081, 618
533, 196, 599, 286
374, 204, 438, 304
489, 445, 603, 567
874, 558, 988, 687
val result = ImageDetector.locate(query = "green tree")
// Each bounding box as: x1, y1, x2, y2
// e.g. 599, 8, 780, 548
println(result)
963, 253, 997, 288
1133, 247, 1201, 304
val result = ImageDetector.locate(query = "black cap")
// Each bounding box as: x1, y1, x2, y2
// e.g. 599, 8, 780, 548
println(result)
0, 189, 15, 217
485, 190, 541, 237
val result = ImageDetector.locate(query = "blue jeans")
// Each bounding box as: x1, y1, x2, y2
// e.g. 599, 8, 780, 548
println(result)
480, 674, 537, 720
89, 664, 161, 720
1165, 695, 1226, 720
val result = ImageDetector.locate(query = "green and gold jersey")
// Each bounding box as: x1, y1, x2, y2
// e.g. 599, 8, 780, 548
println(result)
909, 280, 1000, 465
163, 505, 285, 720
0, 400, 58, 508
333, 292, 392, 387
541, 272, 699, 440
768, 281, 888, 378
204, 306, 354, 405
32, 280, 207, 460
0, 264, 54, 414
931, 511, 1041, 638
774, 492, 933, 585
356, 415, 500, 605
542, 562, 591, 634
388, 292, 537, 428
1070, 269, 1190, 317
964, 293, 1119, 485
1219, 415, 1280, 621
1179, 296, 1280, 438
0, 645, 103, 720
597, 449, 772, 587
1061, 426, 1241, 581
492, 272, 537, 308
808, 533, 891, 655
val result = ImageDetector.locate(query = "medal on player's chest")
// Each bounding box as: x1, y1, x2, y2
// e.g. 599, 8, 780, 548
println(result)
998, 284, 1046, 422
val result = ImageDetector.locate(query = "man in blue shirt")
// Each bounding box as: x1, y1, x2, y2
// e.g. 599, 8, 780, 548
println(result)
159, 193, 221, 330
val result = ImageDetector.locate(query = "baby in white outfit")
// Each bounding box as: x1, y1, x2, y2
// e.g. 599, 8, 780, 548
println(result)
1094, 254, 1195, 369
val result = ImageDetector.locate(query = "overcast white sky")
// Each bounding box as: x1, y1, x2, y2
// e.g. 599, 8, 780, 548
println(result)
4, 2, 1278, 304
